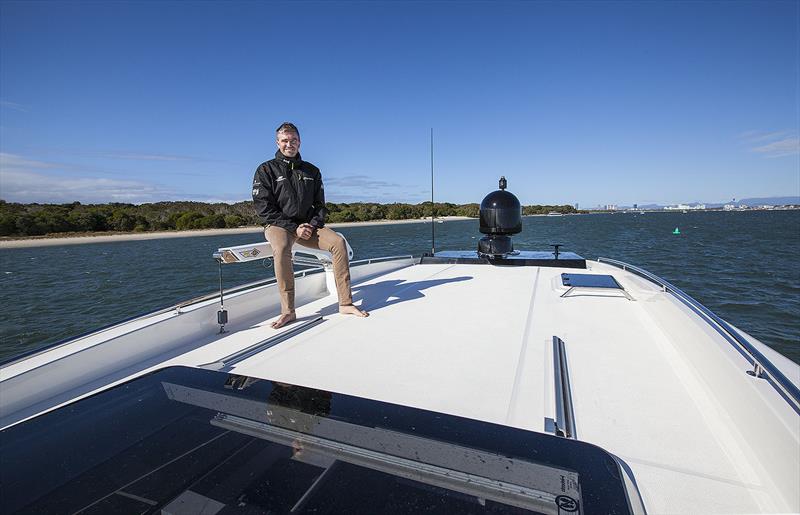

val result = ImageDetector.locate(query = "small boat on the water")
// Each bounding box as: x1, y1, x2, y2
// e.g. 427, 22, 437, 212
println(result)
547, 211, 563, 216
1, 178, 798, 514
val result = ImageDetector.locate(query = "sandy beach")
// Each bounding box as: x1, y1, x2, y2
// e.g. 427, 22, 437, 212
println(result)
0, 217, 473, 249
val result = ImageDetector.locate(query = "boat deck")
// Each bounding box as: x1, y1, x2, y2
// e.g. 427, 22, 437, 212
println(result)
2, 256, 798, 514
194, 260, 799, 514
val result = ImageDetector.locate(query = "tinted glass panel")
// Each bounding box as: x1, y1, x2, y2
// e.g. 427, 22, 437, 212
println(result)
1, 367, 631, 514
561, 273, 622, 289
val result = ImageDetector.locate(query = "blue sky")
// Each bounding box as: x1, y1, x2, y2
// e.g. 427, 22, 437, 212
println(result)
1, 1, 797, 208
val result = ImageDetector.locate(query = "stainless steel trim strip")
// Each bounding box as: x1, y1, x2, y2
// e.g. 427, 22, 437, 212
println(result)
350, 255, 415, 266
597, 257, 800, 413
212, 414, 561, 514
200, 315, 324, 370
553, 336, 577, 439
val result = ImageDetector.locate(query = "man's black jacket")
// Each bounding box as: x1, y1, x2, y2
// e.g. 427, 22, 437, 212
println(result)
252, 151, 327, 232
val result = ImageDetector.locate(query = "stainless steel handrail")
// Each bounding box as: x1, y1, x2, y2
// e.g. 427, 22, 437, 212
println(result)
552, 336, 577, 439
597, 257, 800, 412
350, 255, 415, 267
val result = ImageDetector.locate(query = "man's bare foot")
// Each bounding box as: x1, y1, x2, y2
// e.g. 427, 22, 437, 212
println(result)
339, 304, 369, 317
271, 312, 296, 329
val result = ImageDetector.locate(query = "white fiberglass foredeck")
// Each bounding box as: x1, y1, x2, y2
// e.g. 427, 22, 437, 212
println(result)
2, 255, 797, 514
211, 260, 798, 514
232, 263, 543, 427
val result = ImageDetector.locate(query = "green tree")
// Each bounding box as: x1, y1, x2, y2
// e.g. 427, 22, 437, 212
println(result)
68, 210, 107, 231
109, 210, 137, 231
175, 211, 205, 230
0, 213, 17, 236
224, 214, 246, 227
15, 213, 47, 235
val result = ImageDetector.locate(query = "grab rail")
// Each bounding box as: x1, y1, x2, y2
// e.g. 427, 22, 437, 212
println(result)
199, 315, 324, 370
552, 336, 577, 439
350, 255, 415, 267
597, 257, 800, 413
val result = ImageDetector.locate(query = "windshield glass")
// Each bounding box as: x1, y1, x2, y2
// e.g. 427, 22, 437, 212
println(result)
1, 367, 632, 514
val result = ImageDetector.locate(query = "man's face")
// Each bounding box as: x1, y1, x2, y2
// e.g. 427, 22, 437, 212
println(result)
276, 131, 301, 158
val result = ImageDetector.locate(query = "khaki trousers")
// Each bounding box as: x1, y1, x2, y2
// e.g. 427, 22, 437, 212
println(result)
265, 225, 353, 314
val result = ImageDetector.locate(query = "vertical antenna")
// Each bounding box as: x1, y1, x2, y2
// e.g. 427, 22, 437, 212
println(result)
430, 128, 435, 255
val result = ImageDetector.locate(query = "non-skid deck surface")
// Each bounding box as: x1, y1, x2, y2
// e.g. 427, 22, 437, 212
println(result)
230, 263, 541, 429
215, 261, 794, 513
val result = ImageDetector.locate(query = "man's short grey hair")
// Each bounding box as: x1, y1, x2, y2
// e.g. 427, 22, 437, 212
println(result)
276, 122, 300, 137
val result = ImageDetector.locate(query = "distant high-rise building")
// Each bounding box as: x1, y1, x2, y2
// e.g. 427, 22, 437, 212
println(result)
574, 203, 579, 210
633, 203, 638, 209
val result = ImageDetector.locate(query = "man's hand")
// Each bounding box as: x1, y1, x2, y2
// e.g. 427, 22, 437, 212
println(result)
295, 224, 313, 240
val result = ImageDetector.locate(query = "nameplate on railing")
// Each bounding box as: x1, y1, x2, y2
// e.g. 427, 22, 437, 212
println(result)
216, 243, 275, 264
214, 233, 353, 265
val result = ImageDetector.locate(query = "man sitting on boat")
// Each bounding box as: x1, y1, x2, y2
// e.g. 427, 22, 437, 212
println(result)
252, 122, 368, 328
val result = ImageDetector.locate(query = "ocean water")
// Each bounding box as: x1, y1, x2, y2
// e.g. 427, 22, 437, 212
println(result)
1, 210, 798, 363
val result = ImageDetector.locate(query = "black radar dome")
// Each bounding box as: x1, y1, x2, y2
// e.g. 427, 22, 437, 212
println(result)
477, 176, 522, 257
479, 176, 522, 235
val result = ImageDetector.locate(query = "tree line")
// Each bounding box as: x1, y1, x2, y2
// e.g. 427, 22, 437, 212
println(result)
0, 200, 579, 237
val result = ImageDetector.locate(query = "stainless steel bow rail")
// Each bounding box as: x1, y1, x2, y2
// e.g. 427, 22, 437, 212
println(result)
598, 257, 800, 413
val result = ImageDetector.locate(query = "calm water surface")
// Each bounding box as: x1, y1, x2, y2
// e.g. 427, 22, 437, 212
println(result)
1, 210, 798, 363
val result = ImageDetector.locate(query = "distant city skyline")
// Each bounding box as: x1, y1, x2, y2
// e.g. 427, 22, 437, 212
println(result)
1, 1, 798, 207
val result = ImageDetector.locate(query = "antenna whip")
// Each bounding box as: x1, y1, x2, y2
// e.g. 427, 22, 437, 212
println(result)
430, 128, 435, 255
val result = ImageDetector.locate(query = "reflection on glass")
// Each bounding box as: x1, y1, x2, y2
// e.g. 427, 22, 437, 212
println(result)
1, 367, 632, 514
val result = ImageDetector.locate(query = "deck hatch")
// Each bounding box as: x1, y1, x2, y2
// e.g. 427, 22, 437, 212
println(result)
561, 273, 621, 289
560, 273, 633, 300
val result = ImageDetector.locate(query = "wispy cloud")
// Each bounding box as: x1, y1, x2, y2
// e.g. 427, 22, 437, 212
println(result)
739, 130, 788, 142
750, 137, 800, 158
324, 174, 426, 203
0, 100, 27, 112
0, 152, 121, 177
0, 152, 245, 204
0, 169, 175, 204
0, 153, 58, 169
0, 152, 174, 203
1, 150, 237, 180
94, 152, 194, 162
325, 175, 405, 190
740, 131, 799, 158
18, 145, 247, 168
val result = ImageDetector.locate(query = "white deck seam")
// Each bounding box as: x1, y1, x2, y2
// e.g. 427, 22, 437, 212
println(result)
505, 267, 541, 425
618, 454, 765, 490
